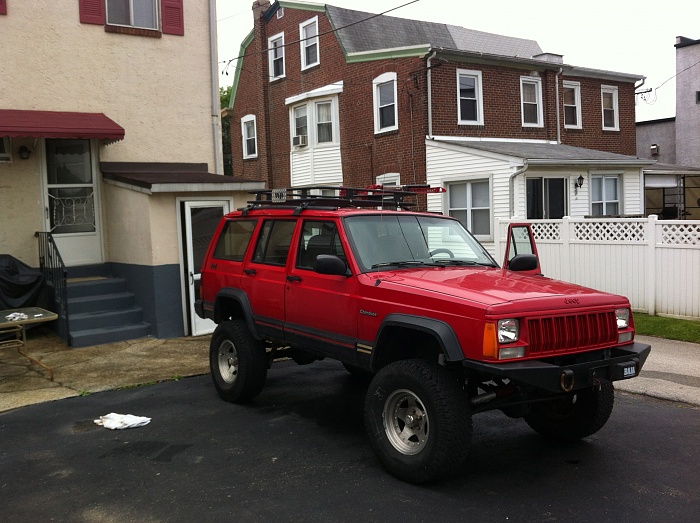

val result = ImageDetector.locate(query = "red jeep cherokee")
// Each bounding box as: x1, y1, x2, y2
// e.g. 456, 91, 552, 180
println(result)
196, 186, 650, 483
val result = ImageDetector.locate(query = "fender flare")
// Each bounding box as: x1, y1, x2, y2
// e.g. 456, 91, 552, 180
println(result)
372, 313, 464, 367
214, 288, 260, 339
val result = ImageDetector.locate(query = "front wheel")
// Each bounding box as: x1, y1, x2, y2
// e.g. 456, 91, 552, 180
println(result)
364, 360, 471, 483
210, 320, 267, 403
524, 381, 615, 442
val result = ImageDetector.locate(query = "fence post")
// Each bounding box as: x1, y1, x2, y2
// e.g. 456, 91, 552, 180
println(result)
646, 215, 657, 316
560, 217, 571, 283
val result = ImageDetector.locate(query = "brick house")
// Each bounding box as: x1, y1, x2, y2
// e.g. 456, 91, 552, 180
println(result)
0, 1, 263, 346
229, 1, 652, 250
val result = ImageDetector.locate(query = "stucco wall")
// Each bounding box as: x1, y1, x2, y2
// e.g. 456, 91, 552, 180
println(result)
636, 119, 676, 164
1, 1, 215, 166
0, 140, 46, 265
676, 41, 700, 167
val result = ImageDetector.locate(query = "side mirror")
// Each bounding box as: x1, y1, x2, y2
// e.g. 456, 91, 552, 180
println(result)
315, 255, 351, 276
508, 253, 539, 272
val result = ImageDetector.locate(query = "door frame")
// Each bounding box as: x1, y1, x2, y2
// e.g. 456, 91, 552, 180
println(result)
39, 138, 105, 266
176, 196, 233, 336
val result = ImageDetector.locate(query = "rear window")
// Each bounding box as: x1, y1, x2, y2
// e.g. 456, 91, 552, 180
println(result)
213, 219, 257, 262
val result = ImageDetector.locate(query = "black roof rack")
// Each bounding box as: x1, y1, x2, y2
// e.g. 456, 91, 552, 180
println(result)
240, 185, 444, 215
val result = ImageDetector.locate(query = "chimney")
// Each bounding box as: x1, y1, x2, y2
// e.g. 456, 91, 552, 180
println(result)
252, 0, 271, 19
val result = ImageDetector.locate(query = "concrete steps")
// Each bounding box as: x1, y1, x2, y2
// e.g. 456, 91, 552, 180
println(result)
66, 274, 151, 348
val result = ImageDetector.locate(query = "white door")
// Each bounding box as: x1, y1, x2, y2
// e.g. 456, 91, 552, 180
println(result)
43, 139, 103, 266
183, 200, 231, 336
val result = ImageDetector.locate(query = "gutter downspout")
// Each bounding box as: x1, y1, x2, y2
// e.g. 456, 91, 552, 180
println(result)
509, 160, 529, 218
426, 49, 437, 138
555, 67, 562, 144
209, 0, 224, 174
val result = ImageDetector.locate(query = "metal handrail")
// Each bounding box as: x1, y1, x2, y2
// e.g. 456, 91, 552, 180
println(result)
35, 231, 70, 345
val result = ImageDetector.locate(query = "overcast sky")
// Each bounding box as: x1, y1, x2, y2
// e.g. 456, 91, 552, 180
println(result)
215, 0, 699, 123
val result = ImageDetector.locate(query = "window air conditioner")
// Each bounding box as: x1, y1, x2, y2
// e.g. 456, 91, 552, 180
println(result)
293, 135, 308, 147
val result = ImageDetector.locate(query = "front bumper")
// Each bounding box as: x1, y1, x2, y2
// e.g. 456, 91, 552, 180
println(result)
464, 342, 651, 393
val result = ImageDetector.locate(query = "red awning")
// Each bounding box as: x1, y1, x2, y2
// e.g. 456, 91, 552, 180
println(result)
0, 109, 125, 143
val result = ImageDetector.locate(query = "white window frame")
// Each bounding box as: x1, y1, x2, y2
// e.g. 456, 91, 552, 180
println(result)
520, 76, 544, 128
446, 179, 492, 241
601, 85, 619, 131
289, 97, 339, 148
241, 114, 257, 159
563, 80, 582, 129
299, 16, 319, 70
0, 137, 11, 162
267, 32, 285, 81
376, 173, 400, 187
456, 69, 484, 125
590, 174, 621, 216
373, 72, 398, 134
106, 0, 159, 30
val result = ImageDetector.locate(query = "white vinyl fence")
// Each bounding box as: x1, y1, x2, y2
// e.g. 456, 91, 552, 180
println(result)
494, 216, 700, 320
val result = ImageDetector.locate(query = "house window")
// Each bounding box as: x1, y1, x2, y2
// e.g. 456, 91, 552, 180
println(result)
601, 86, 619, 130
527, 178, 567, 219
563, 81, 582, 129
290, 97, 339, 147
0, 137, 10, 161
373, 72, 398, 134
106, 0, 158, 30
457, 69, 484, 125
520, 76, 543, 127
300, 17, 319, 70
241, 115, 257, 159
591, 175, 620, 216
447, 180, 491, 238
376, 173, 400, 187
268, 33, 285, 80
80, 0, 184, 35
316, 102, 333, 143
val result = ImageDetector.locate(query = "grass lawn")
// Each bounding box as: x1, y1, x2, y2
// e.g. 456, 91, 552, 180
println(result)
633, 313, 700, 344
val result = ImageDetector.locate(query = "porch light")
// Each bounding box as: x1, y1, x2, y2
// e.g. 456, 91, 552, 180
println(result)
574, 175, 584, 189
18, 145, 31, 160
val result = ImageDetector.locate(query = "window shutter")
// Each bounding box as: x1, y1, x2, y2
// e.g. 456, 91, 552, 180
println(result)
0, 0, 7, 16
79, 0, 105, 25
161, 0, 184, 36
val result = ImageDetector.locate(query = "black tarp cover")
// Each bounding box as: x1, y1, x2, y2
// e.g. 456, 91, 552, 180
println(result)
0, 255, 50, 310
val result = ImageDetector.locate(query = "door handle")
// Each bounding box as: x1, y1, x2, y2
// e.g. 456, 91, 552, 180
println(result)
286, 275, 302, 283
244, 268, 257, 275
210, 263, 218, 270
189, 272, 194, 285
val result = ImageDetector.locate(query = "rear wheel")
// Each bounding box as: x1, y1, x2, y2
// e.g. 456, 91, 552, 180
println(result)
364, 359, 471, 483
210, 320, 267, 403
524, 381, 615, 441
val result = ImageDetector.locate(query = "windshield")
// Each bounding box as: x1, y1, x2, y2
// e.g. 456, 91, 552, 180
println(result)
343, 214, 497, 273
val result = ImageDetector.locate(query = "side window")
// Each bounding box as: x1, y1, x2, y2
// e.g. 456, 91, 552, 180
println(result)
268, 32, 285, 80
241, 114, 257, 159
457, 69, 484, 125
300, 16, 319, 70
601, 85, 619, 131
252, 220, 296, 266
520, 76, 543, 127
296, 221, 345, 270
373, 72, 398, 134
213, 220, 257, 262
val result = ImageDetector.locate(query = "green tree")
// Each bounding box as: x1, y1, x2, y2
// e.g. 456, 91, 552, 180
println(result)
220, 86, 233, 175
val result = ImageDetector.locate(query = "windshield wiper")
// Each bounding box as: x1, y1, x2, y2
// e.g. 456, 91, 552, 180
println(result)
433, 259, 496, 267
371, 261, 432, 269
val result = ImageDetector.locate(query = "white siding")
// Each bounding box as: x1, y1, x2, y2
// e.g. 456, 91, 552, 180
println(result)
290, 145, 342, 186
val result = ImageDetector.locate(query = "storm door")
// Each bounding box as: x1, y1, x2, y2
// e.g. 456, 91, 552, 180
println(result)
43, 139, 103, 266
526, 177, 567, 219
182, 200, 231, 336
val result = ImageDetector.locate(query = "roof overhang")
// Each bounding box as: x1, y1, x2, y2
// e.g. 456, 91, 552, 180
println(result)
100, 162, 265, 195
0, 109, 125, 144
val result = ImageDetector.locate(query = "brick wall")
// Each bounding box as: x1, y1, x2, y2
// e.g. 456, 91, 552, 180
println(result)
231, 5, 638, 188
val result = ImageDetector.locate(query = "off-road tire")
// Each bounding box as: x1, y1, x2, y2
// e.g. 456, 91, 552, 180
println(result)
524, 381, 615, 442
364, 359, 471, 483
210, 320, 267, 403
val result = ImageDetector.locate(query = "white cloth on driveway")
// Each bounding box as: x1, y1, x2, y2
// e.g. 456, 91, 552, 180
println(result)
94, 413, 151, 430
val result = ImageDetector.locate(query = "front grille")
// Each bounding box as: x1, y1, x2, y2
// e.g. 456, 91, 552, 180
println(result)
526, 311, 618, 355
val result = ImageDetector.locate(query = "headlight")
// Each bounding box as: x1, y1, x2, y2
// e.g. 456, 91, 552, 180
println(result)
615, 308, 630, 329
497, 319, 519, 343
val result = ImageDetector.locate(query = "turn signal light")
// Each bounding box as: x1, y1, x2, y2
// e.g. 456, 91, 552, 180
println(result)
483, 323, 498, 358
